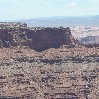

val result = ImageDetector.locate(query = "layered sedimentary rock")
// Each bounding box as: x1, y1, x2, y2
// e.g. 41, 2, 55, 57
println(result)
0, 23, 80, 51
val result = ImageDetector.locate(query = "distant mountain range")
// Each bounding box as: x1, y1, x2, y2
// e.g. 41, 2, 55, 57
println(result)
20, 15, 99, 27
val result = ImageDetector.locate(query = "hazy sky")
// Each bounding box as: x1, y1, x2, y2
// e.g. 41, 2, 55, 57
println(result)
0, 0, 99, 20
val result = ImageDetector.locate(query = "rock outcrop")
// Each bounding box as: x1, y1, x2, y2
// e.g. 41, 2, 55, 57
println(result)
0, 22, 99, 99
0, 23, 80, 51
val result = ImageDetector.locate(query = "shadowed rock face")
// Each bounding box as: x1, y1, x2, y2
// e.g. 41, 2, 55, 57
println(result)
25, 27, 73, 51
0, 24, 79, 51
0, 29, 13, 48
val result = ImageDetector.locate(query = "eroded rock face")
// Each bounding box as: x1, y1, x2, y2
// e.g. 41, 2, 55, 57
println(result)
0, 23, 98, 99
0, 58, 98, 99
0, 24, 80, 51
25, 27, 72, 51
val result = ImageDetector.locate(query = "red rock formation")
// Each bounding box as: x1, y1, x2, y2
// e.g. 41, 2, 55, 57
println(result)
0, 26, 81, 51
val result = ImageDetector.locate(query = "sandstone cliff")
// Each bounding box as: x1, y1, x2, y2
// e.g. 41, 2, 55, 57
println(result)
0, 24, 80, 51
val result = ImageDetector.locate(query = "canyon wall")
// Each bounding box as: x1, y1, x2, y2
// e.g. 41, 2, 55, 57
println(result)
0, 23, 80, 51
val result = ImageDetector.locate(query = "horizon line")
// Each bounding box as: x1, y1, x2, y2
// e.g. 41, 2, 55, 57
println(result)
0, 14, 99, 21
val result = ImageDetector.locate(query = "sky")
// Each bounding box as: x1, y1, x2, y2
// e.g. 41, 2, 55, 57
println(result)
0, 0, 99, 20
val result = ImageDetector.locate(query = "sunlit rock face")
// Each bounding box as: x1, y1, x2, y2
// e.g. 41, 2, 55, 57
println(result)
0, 23, 80, 51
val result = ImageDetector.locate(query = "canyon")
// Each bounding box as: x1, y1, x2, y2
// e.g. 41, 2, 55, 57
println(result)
0, 22, 98, 99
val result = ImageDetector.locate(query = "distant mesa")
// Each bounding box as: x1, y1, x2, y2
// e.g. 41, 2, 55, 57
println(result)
80, 35, 99, 45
